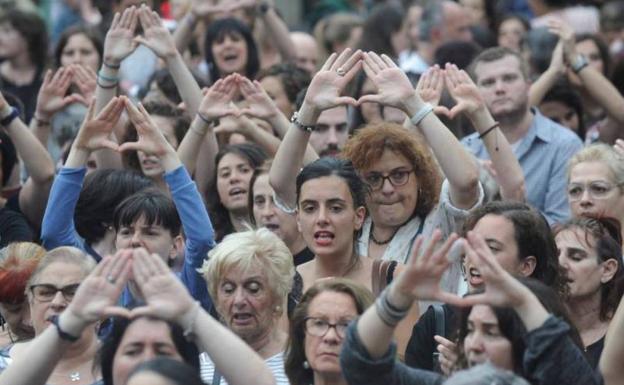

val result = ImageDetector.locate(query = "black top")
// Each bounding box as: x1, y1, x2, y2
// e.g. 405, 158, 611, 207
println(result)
0, 207, 33, 247
293, 246, 314, 266
405, 304, 457, 371
585, 336, 604, 370
0, 71, 43, 123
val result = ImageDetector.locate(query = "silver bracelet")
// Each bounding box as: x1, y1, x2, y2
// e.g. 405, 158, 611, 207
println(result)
410, 103, 434, 126
375, 287, 411, 327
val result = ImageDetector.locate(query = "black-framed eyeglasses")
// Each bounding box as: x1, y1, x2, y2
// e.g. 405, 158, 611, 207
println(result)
362, 168, 414, 190
304, 317, 352, 339
29, 283, 80, 303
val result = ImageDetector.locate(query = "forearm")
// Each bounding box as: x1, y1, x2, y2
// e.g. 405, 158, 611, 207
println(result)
513, 291, 550, 332
578, 66, 624, 124
405, 98, 479, 208
528, 68, 560, 107
468, 107, 525, 201
192, 310, 276, 385
173, 12, 198, 54
269, 112, 318, 163
259, 8, 297, 61
29, 116, 51, 147
240, 119, 281, 157
165, 52, 202, 116
269, 103, 317, 207
95, 64, 118, 114
5, 118, 54, 183
178, 116, 215, 175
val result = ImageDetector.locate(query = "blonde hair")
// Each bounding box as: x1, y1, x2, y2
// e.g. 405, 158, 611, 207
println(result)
200, 228, 295, 310
27, 246, 96, 290
0, 242, 46, 303
568, 143, 624, 186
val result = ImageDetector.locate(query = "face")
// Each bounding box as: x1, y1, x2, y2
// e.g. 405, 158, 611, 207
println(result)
0, 301, 32, 340
309, 107, 348, 157
465, 215, 531, 290
406, 5, 423, 48
556, 227, 616, 300
115, 215, 181, 263
0, 22, 26, 59
216, 263, 277, 342
216, 152, 254, 214
443, 3, 473, 42
459, 0, 485, 26
304, 291, 358, 377
112, 318, 183, 385
498, 18, 526, 52
297, 175, 365, 259
127, 371, 176, 385
260, 75, 294, 118
291, 33, 319, 75
28, 262, 84, 335
212, 32, 248, 77
474, 55, 530, 123
137, 115, 178, 178
60, 33, 100, 71
362, 150, 417, 229
568, 161, 624, 221
252, 174, 301, 248
463, 305, 514, 370
539, 100, 580, 134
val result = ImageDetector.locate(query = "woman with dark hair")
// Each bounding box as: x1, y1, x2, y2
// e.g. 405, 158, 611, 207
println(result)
257, 63, 311, 119
208, 143, 268, 242
284, 278, 374, 385
0, 248, 276, 385
539, 80, 585, 139
204, 18, 260, 83
554, 216, 624, 368
54, 25, 103, 71
496, 14, 531, 53
341, 230, 601, 385
356, 3, 407, 60
0, 8, 47, 122
125, 358, 204, 385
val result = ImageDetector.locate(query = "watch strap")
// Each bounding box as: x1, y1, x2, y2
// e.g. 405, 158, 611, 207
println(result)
49, 315, 80, 342
291, 111, 315, 132
0, 107, 19, 127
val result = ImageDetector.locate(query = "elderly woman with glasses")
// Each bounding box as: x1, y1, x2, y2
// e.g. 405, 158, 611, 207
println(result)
567, 144, 624, 242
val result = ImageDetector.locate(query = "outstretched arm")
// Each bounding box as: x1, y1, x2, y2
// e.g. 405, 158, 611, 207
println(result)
600, 295, 624, 385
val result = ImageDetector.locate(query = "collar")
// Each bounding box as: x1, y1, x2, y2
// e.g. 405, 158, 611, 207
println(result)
529, 107, 556, 143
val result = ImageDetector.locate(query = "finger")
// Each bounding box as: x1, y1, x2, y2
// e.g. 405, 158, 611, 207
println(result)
339, 49, 362, 73
336, 96, 358, 106
119, 6, 130, 28
129, 305, 158, 319
110, 12, 121, 29
151, 10, 162, 26
63, 94, 88, 106
133, 36, 153, 51
433, 106, 451, 117
362, 60, 378, 79
85, 98, 97, 121
98, 97, 122, 121
419, 68, 431, 90
42, 69, 53, 86
363, 52, 382, 73
380, 54, 398, 68
138, 4, 151, 29
330, 48, 353, 71
99, 139, 121, 152
434, 335, 456, 349
131, 248, 151, 283
421, 229, 443, 262
408, 236, 424, 265
357, 93, 382, 105
432, 233, 459, 264
103, 306, 131, 318
128, 6, 139, 32
342, 60, 362, 83
368, 51, 387, 70
321, 52, 338, 72
90, 253, 113, 278
102, 249, 130, 280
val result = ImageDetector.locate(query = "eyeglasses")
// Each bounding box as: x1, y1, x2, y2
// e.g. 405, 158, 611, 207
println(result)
362, 168, 413, 190
304, 317, 352, 339
29, 283, 80, 303
567, 182, 623, 201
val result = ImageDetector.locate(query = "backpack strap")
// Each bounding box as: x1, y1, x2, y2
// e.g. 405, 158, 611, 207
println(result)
372, 260, 393, 296
431, 304, 446, 338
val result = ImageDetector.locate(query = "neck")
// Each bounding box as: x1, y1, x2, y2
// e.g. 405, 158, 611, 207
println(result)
247, 325, 287, 359
8, 51, 35, 71
55, 330, 99, 371
370, 221, 400, 244
288, 235, 308, 256
567, 293, 607, 343
313, 372, 348, 385
91, 231, 117, 258
498, 109, 533, 144
229, 211, 248, 232
314, 245, 355, 278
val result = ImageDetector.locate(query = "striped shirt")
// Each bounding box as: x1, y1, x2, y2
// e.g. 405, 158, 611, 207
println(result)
200, 351, 290, 385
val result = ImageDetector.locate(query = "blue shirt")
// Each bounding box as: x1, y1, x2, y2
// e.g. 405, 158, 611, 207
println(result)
461, 108, 583, 225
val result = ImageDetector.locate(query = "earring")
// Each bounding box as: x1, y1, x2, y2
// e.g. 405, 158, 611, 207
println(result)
303, 360, 310, 369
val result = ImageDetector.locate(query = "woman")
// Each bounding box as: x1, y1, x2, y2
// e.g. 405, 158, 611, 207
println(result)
284, 278, 374, 385
256, 63, 311, 120
209, 143, 268, 242
199, 227, 295, 384
567, 144, 624, 241
497, 14, 530, 53
554, 216, 624, 368
204, 18, 260, 83
0, 242, 46, 347
356, 4, 407, 60
0, 246, 101, 384
0, 248, 276, 385
125, 358, 204, 385
249, 161, 313, 266
405, 200, 564, 370
54, 26, 102, 71
539, 80, 585, 139
340, 230, 601, 385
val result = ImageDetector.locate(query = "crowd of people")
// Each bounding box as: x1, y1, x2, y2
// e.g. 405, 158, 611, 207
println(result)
0, 0, 622, 384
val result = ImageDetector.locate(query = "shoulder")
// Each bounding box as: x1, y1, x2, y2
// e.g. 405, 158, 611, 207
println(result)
533, 111, 583, 147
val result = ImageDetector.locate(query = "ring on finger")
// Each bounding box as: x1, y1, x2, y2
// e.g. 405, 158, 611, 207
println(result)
106, 275, 116, 284
336, 67, 346, 76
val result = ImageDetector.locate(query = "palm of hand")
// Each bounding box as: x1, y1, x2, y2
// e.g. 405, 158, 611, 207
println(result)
140, 274, 190, 320
40, 90, 67, 115
78, 120, 115, 150
144, 27, 175, 57
243, 93, 274, 118
306, 72, 346, 110
418, 87, 441, 106
70, 276, 118, 322
370, 69, 413, 105
200, 92, 235, 118
450, 84, 482, 114
106, 29, 136, 61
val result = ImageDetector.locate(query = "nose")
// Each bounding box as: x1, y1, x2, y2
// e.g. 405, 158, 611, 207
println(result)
327, 127, 339, 145
131, 232, 143, 248
322, 325, 341, 344
232, 287, 247, 307
466, 332, 484, 354
50, 290, 68, 309
494, 79, 506, 94
380, 176, 395, 194
261, 201, 275, 218
316, 206, 330, 225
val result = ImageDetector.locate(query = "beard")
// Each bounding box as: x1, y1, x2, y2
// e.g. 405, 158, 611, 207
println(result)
490, 97, 529, 127
319, 144, 341, 158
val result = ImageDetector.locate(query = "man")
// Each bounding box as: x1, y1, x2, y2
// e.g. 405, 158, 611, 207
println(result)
309, 105, 349, 157
461, 47, 583, 224
401, 0, 473, 74
290, 31, 320, 75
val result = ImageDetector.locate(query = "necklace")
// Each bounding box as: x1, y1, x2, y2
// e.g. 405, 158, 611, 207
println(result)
370, 224, 398, 245
69, 372, 81, 382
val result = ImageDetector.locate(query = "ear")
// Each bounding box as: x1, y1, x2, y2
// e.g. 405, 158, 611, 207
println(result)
296, 210, 302, 233
519, 255, 537, 277
169, 234, 185, 262
353, 206, 366, 231
601, 258, 619, 284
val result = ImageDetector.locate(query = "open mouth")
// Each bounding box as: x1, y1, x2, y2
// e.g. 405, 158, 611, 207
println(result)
229, 187, 246, 198
232, 313, 254, 324
468, 267, 483, 286
314, 231, 335, 246
263, 223, 280, 232
222, 53, 240, 64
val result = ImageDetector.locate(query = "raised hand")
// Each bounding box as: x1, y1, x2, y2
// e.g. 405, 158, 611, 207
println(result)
129, 248, 196, 325
73, 96, 125, 152
119, 100, 175, 157
444, 63, 486, 118
416, 65, 450, 116
547, 19, 576, 65
191, 0, 226, 18
197, 74, 241, 121
103, 6, 139, 66
359, 51, 417, 112
135, 4, 178, 60
65, 250, 132, 327
388, 230, 468, 308
70, 65, 96, 104
615, 139, 624, 158
238, 75, 280, 120
303, 48, 361, 113
35, 67, 85, 121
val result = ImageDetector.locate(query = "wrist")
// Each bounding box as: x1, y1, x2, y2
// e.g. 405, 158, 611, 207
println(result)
163, 49, 181, 64
58, 310, 88, 338
35, 109, 52, 122
403, 95, 426, 117
387, 284, 415, 310
297, 102, 320, 126
466, 104, 490, 123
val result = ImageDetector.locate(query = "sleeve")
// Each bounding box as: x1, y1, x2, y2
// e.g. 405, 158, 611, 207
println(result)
40, 167, 87, 251
434, 179, 484, 238
523, 316, 602, 385
541, 138, 582, 225
340, 321, 444, 385
405, 306, 437, 370
165, 165, 216, 312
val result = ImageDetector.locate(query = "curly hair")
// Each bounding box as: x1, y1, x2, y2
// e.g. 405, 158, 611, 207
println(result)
342, 122, 441, 219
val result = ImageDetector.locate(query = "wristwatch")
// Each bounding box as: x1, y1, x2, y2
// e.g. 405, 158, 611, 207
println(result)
258, 1, 271, 14
291, 111, 315, 132
0, 106, 19, 127
571, 54, 589, 74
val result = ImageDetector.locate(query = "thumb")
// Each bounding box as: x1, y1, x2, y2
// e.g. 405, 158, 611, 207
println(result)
448, 104, 466, 119
118, 141, 142, 153
133, 36, 152, 50
64, 94, 88, 106
129, 305, 158, 319
102, 306, 131, 318
433, 106, 451, 117
357, 94, 382, 105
